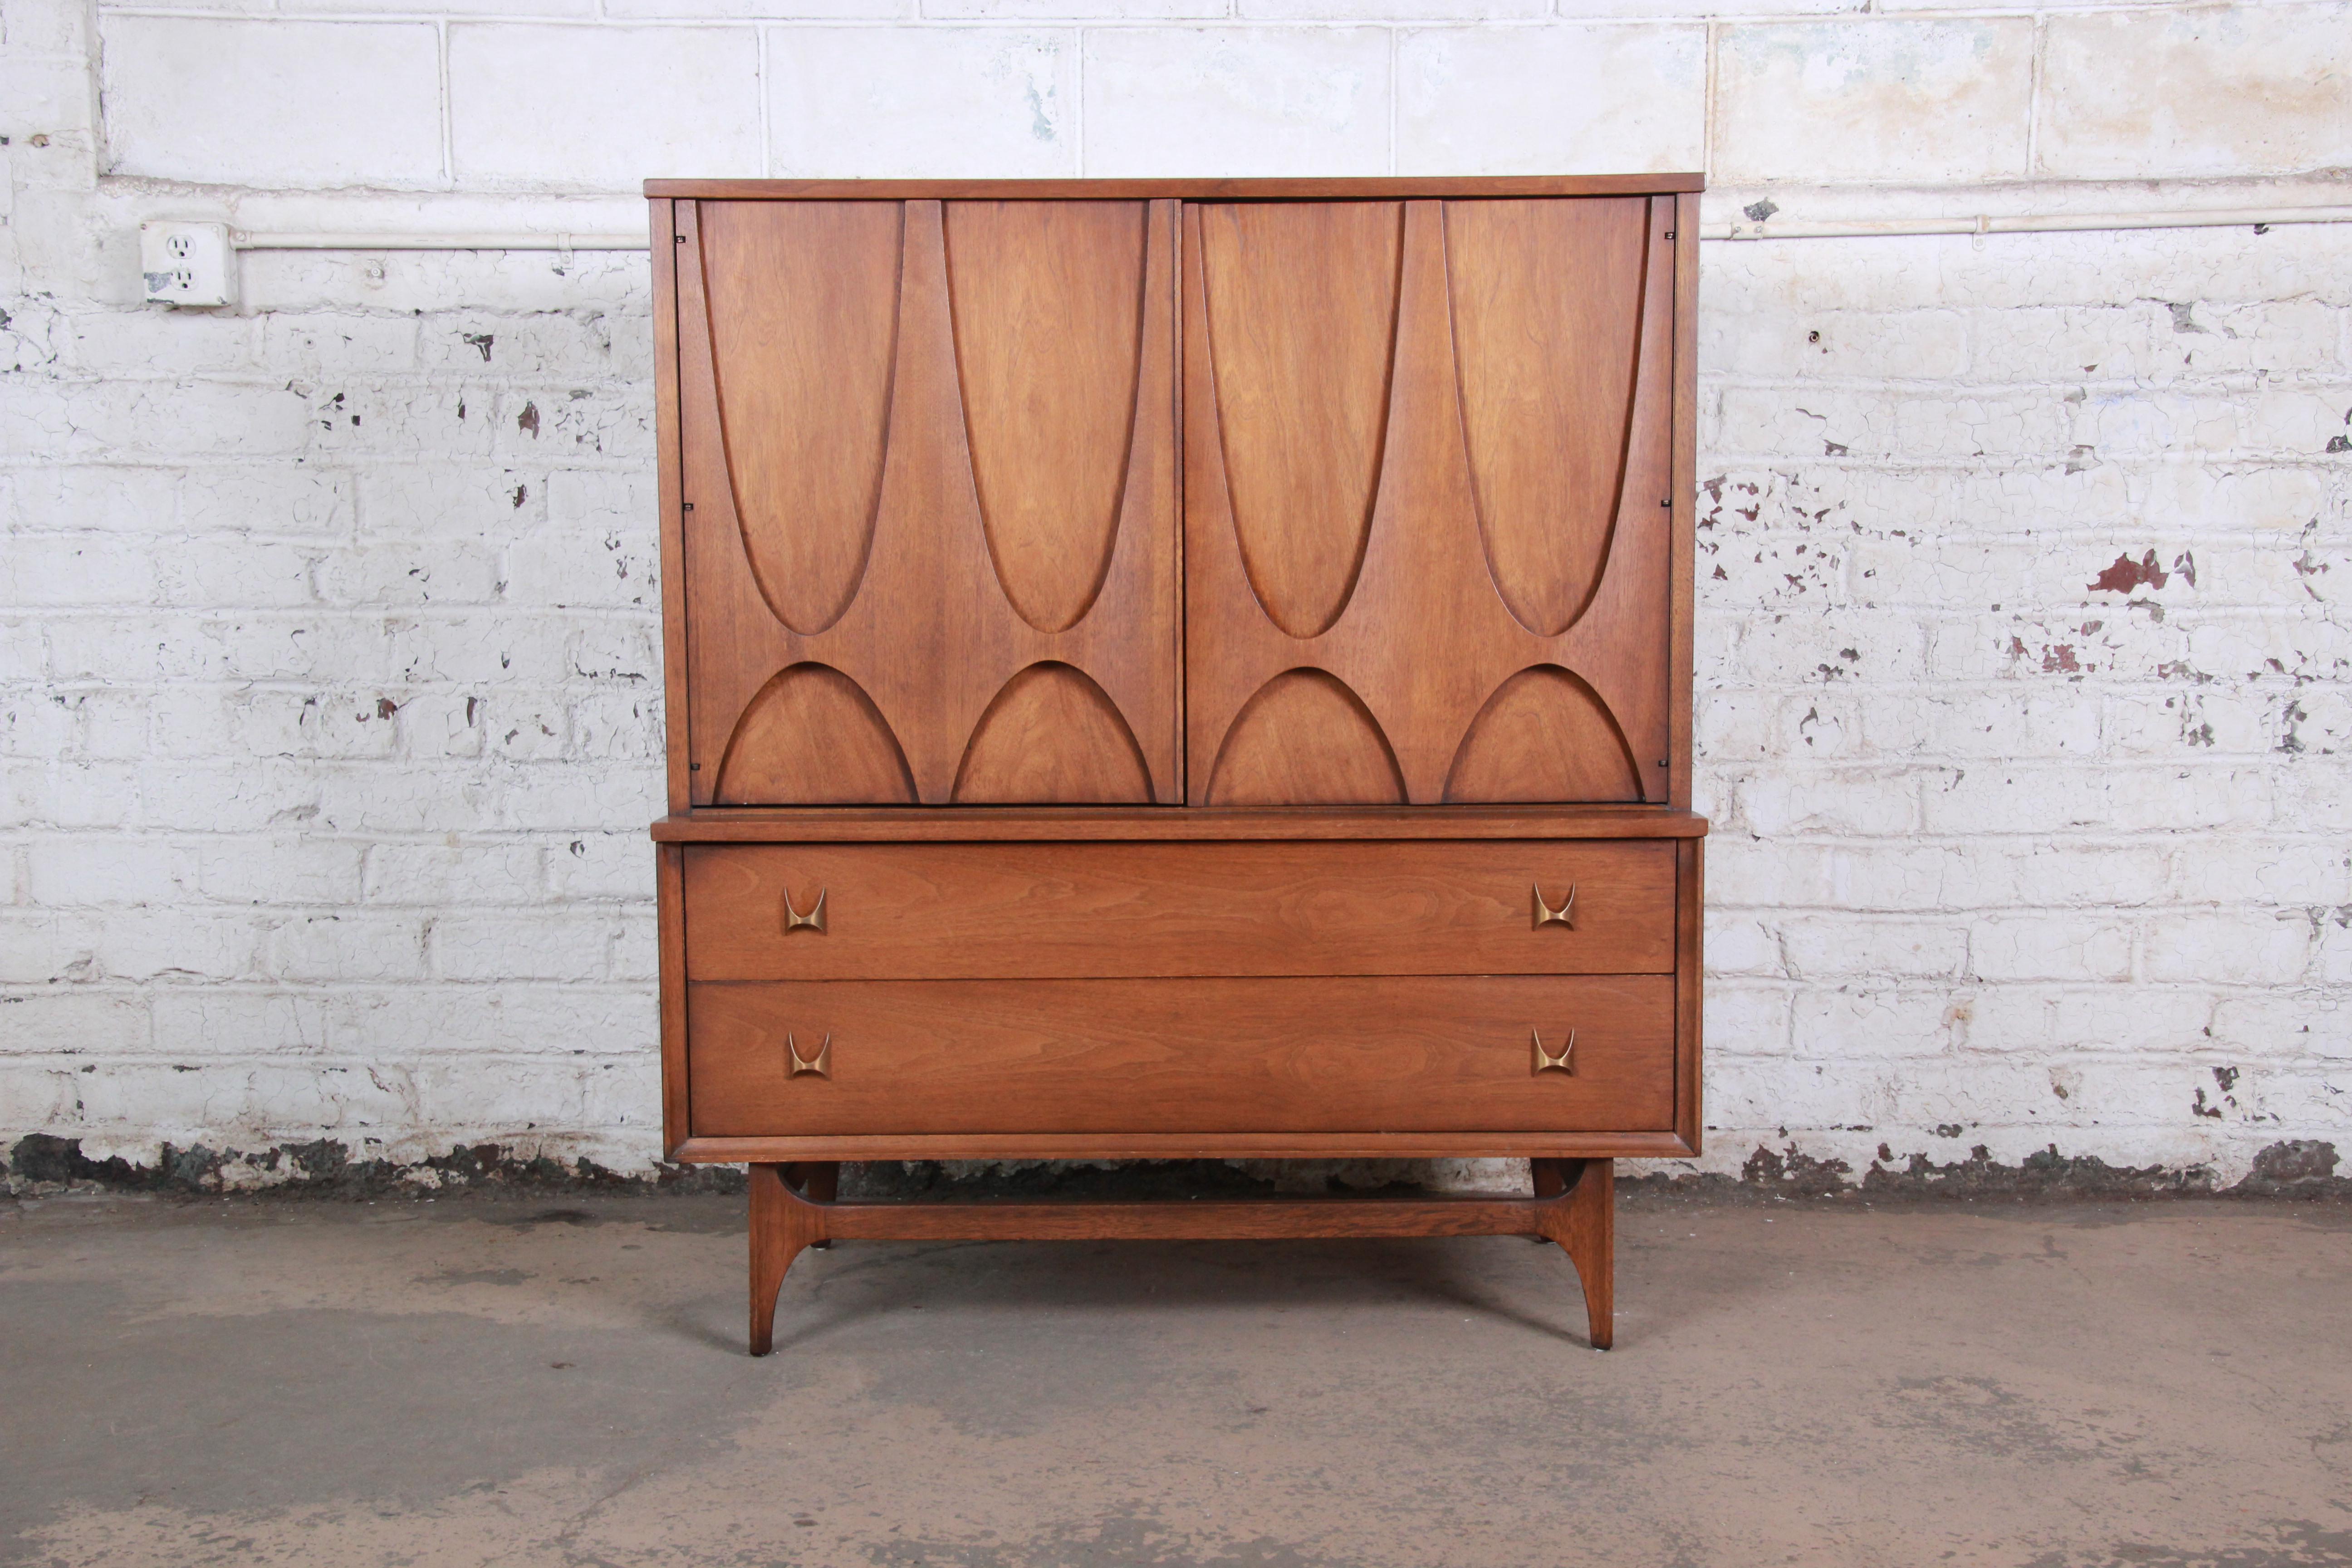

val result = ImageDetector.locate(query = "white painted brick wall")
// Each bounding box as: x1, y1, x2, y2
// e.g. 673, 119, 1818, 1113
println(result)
3, 0, 2347, 1189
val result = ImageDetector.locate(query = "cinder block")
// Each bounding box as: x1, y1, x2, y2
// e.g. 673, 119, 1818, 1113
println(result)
100, 18, 444, 188
1713, 19, 2035, 184
155, 539, 319, 610
1705, 913, 1785, 977
1970, 916, 2135, 983
547, 833, 657, 901
363, 841, 545, 906
151, 991, 333, 1059
4, 991, 153, 1056
94, 909, 264, 983
258, 314, 424, 377
8, 467, 179, 536
359, 466, 541, 540
183, 466, 354, 538
313, 541, 502, 608
431, 911, 613, 982
1785, 916, 1971, 980
1396, 25, 1703, 173
267, 912, 429, 983
1083, 28, 1389, 177
612, 0, 905, 18
195, 837, 369, 906
2039, 6, 2352, 180
451, 24, 762, 190
26, 835, 194, 906
1923, 764, 2274, 836
1735, 766, 1918, 837
769, 28, 1076, 177
227, 690, 404, 761
2209, 989, 2352, 1061
0, 536, 156, 608
0, 912, 102, 985
2142, 911, 2313, 985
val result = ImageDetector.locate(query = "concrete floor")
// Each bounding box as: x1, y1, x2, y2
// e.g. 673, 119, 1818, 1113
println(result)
2, 1189, 2348, 1568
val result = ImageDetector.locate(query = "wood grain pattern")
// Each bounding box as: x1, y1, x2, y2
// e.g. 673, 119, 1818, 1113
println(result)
713, 663, 916, 804
745, 1158, 1619, 1353
1443, 665, 1641, 803
1184, 196, 1678, 806
1670, 191, 1700, 812
651, 806, 1712, 843
946, 200, 1148, 634
700, 201, 902, 636
952, 662, 1152, 804
650, 176, 1706, 200
1200, 201, 1401, 637
651, 199, 692, 815
681, 1131, 1697, 1160
680, 197, 1179, 804
681, 840, 1678, 980
1204, 667, 1406, 806
1675, 835, 1704, 1154
689, 974, 1675, 1136
658, 842, 689, 1155
1445, 198, 1647, 637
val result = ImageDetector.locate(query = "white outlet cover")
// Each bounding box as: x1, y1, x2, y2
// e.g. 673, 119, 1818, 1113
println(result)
140, 220, 237, 307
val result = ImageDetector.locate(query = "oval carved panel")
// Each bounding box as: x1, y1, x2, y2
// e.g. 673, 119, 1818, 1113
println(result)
1443, 665, 1640, 803
952, 662, 1153, 804
701, 201, 904, 635
1444, 198, 1647, 637
946, 201, 1148, 634
1200, 202, 1403, 639
1205, 668, 1407, 807
714, 663, 916, 805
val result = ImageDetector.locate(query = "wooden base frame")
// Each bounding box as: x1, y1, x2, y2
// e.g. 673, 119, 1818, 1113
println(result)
746, 1157, 1614, 1356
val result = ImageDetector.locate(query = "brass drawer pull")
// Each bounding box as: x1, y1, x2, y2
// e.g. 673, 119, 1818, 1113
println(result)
787, 1032, 831, 1078
1532, 1028, 1575, 1074
1533, 883, 1576, 928
783, 888, 828, 933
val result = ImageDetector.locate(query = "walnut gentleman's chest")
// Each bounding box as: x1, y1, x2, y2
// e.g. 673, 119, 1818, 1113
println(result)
647, 176, 1705, 1354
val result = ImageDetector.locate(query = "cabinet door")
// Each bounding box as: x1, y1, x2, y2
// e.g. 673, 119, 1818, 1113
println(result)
671, 198, 1179, 804
1184, 197, 1679, 806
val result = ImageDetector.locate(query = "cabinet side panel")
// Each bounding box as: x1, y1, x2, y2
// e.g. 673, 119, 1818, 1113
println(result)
659, 841, 690, 1156
1676, 835, 1703, 1154
1671, 191, 1699, 809
651, 198, 690, 814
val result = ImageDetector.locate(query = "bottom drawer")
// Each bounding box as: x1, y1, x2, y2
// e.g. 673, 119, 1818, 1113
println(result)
687, 975, 1674, 1137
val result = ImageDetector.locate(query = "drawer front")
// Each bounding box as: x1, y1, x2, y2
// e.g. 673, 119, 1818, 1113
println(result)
683, 841, 1675, 980
687, 975, 1674, 1135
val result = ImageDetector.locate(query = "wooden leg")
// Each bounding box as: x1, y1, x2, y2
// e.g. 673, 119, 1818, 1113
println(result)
789, 1161, 841, 1249
749, 1162, 827, 1357
1537, 1158, 1614, 1350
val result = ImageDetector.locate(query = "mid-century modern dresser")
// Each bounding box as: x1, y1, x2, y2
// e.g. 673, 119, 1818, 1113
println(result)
646, 176, 1705, 1354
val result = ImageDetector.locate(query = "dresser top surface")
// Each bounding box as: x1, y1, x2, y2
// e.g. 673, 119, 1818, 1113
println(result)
652, 808, 1709, 844
646, 175, 1705, 201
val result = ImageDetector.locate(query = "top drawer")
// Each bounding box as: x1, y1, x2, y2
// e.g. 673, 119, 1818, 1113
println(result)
682, 840, 1675, 980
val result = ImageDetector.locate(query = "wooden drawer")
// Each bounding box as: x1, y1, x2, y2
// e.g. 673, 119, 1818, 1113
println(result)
687, 975, 1674, 1135
683, 841, 1675, 980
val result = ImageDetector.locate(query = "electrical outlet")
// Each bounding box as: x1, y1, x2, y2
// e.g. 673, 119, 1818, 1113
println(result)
140, 220, 236, 307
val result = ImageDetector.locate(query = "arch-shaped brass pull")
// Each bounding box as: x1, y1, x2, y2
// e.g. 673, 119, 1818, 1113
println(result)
1533, 883, 1576, 929
783, 888, 827, 934
787, 1033, 831, 1078
1532, 1028, 1575, 1074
